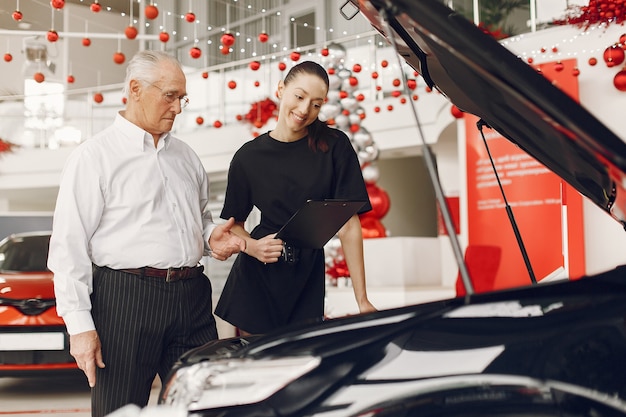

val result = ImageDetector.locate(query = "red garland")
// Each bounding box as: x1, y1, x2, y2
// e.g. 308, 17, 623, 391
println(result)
0, 138, 17, 154
243, 98, 277, 128
553, 0, 626, 28
478, 23, 509, 40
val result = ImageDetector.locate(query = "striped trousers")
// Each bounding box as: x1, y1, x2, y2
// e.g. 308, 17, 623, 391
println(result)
90, 266, 217, 417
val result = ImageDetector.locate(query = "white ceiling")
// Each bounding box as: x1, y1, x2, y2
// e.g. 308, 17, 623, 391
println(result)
0, 1, 134, 32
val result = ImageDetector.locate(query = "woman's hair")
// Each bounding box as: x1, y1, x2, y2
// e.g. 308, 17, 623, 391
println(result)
122, 50, 182, 98
283, 61, 337, 152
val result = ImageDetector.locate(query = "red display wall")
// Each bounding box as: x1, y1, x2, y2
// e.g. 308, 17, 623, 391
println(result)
464, 58, 585, 291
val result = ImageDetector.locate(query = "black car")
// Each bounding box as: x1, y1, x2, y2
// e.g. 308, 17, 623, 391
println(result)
111, 0, 626, 416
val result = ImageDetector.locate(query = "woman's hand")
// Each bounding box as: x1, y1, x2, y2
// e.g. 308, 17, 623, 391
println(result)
357, 298, 378, 314
246, 234, 284, 264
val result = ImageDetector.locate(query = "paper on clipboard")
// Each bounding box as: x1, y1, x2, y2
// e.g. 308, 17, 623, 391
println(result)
275, 200, 367, 249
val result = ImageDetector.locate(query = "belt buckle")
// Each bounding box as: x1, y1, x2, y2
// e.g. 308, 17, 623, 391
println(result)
166, 267, 175, 283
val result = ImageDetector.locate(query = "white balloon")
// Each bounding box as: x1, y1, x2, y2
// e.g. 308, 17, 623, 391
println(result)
348, 113, 362, 126
323, 43, 346, 67
326, 90, 341, 104
340, 97, 358, 112
328, 74, 342, 90
358, 145, 379, 163
353, 128, 372, 148
361, 163, 380, 183
321, 103, 341, 119
334, 114, 349, 128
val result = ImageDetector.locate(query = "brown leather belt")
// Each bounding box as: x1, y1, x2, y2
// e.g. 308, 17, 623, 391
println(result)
119, 265, 203, 282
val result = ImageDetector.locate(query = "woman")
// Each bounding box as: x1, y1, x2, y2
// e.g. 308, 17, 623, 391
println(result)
215, 61, 376, 335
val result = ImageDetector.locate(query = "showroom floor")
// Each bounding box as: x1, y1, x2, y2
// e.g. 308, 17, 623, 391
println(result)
0, 375, 160, 416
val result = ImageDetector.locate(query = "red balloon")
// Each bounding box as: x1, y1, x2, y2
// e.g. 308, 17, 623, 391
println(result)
407, 79, 417, 90
159, 31, 170, 43
381, 60, 388, 68
364, 183, 390, 219
249, 61, 261, 71
359, 217, 387, 239
189, 46, 202, 59
113, 52, 125, 64
213, 120, 222, 128
34, 72, 45, 83
12, 10, 23, 21
290, 51, 301, 62
50, 0, 65, 9
321, 48, 329, 56
614, 69, 626, 91
67, 74, 75, 83
258, 32, 269, 43
3, 53, 12, 62
228, 80, 237, 89
47, 30, 59, 43
373, 106, 381, 113
254, 80, 260, 87
371, 71, 379, 79
185, 12, 196, 23
93, 92, 104, 103
278, 62, 287, 71
201, 72, 209, 79
349, 76, 358, 87
125, 25, 138, 40
90, 2, 101, 12
356, 93, 365, 101
588, 57, 598, 66
391, 90, 401, 97
196, 116, 204, 125
221, 33, 235, 47
451, 105, 464, 119
145, 5, 159, 19
392, 78, 401, 87
604, 44, 625, 67
82, 37, 91, 47
352, 63, 362, 73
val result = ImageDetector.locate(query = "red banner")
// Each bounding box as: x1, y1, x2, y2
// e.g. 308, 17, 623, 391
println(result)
465, 58, 585, 290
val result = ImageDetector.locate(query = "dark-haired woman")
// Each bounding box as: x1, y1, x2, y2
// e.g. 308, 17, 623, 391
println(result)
215, 61, 377, 335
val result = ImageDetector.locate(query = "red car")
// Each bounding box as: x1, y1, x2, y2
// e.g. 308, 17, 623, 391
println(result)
0, 231, 77, 375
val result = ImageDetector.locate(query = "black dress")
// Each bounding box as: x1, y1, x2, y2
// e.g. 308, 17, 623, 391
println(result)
215, 129, 371, 334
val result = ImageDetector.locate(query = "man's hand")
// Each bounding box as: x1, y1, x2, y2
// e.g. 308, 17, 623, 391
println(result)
70, 330, 105, 387
209, 217, 246, 261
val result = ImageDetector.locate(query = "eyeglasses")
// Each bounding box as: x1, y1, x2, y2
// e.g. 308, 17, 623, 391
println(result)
145, 81, 190, 109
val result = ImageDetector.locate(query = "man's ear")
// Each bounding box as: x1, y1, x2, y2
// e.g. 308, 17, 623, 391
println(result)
129, 79, 142, 99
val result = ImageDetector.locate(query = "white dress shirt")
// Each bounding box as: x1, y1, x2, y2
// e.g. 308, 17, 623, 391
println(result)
48, 112, 217, 335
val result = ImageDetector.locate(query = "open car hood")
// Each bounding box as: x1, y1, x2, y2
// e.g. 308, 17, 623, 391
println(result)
348, 0, 626, 227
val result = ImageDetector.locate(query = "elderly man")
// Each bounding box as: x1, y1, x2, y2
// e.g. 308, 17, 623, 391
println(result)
48, 50, 244, 417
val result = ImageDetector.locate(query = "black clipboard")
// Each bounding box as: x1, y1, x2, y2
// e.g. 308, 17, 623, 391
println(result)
275, 199, 367, 249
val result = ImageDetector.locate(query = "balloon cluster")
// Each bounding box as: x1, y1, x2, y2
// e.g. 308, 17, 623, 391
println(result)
319, 43, 390, 282
242, 98, 278, 129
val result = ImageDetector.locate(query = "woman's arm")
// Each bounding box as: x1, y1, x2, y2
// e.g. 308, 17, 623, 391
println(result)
230, 221, 284, 264
337, 214, 377, 314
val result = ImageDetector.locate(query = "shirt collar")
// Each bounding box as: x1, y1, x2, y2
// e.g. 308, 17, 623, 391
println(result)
114, 112, 171, 151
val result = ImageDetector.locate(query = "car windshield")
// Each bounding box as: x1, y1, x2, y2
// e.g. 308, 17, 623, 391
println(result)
0, 234, 51, 272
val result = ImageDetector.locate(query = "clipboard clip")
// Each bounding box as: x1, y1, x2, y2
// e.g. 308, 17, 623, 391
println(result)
281, 242, 299, 264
